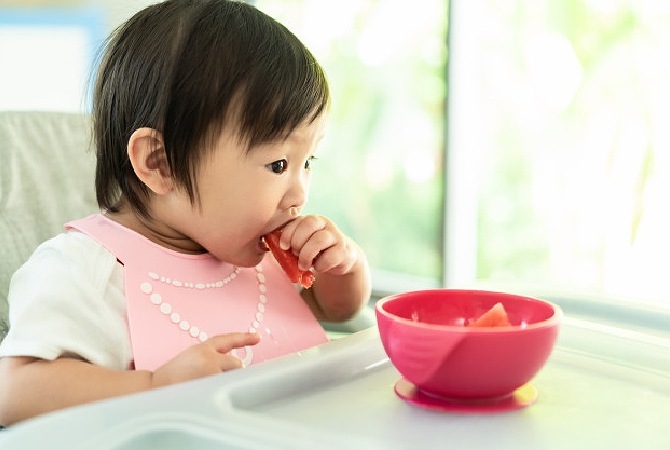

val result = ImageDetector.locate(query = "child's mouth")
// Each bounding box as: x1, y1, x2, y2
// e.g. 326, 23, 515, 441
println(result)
259, 235, 270, 252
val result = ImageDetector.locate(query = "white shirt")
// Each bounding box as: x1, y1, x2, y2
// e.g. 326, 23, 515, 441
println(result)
0, 231, 133, 369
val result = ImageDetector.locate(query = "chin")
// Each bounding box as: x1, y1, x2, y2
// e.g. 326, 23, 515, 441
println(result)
220, 251, 267, 268
208, 240, 268, 267
236, 259, 264, 268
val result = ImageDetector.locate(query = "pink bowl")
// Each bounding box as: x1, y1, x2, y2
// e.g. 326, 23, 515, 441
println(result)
375, 289, 562, 400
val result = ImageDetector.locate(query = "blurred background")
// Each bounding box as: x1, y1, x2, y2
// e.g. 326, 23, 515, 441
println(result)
1, 0, 668, 310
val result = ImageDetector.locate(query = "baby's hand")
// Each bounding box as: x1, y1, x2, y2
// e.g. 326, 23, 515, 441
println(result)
279, 215, 358, 276
150, 332, 260, 387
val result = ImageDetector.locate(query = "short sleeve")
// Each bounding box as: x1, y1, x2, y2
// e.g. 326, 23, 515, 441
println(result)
0, 232, 132, 370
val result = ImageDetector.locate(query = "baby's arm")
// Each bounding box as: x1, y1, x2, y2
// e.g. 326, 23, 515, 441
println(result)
0, 332, 259, 426
279, 215, 371, 322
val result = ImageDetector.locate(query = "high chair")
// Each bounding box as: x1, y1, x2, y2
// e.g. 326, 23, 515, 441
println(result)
0, 111, 98, 340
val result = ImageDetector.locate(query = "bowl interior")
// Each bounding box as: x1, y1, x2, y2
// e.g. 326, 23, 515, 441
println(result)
379, 289, 557, 328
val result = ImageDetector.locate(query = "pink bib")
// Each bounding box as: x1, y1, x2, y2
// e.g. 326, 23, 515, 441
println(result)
66, 214, 327, 371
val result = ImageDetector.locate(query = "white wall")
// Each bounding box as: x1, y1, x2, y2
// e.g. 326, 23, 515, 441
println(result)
0, 0, 156, 111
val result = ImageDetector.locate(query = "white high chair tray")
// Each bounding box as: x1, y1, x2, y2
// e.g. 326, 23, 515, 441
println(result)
1, 304, 669, 449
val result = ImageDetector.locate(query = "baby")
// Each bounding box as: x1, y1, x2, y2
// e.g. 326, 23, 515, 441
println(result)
0, 0, 370, 425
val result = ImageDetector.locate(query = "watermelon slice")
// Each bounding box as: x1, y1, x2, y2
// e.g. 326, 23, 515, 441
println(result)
469, 302, 511, 327
263, 229, 315, 288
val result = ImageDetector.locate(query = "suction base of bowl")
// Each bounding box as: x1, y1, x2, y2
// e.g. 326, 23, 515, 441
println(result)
394, 378, 538, 413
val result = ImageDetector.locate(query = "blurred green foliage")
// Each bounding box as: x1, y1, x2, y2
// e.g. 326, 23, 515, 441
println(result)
471, 1, 669, 305
257, 0, 448, 281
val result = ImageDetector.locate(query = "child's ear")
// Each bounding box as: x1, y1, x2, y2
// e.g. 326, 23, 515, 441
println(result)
127, 127, 173, 195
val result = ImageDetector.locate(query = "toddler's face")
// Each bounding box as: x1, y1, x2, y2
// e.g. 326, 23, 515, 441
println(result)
162, 115, 327, 266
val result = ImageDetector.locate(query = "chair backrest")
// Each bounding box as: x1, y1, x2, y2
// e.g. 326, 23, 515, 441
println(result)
0, 111, 98, 340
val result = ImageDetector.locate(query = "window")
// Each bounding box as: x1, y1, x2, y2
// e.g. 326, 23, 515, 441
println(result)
0, 6, 104, 111
261, 0, 670, 311
448, 0, 670, 310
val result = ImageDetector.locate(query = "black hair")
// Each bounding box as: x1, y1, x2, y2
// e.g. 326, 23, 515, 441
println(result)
93, 0, 330, 216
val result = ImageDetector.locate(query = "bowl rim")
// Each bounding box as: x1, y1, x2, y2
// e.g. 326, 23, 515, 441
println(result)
375, 288, 563, 332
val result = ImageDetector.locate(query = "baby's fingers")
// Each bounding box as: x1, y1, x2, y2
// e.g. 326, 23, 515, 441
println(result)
208, 332, 260, 354
286, 215, 327, 251
313, 241, 357, 275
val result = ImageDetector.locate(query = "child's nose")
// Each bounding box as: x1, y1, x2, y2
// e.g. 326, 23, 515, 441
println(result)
284, 175, 309, 212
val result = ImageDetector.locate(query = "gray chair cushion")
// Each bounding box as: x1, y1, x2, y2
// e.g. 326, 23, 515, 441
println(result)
0, 111, 98, 340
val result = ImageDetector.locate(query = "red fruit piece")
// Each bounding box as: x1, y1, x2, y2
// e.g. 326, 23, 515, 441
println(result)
469, 302, 511, 327
264, 229, 315, 288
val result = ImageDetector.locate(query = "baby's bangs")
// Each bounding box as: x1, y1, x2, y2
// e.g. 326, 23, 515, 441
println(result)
236, 34, 330, 147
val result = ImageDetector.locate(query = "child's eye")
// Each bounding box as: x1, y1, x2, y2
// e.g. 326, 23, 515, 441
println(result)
304, 155, 317, 170
267, 159, 287, 174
